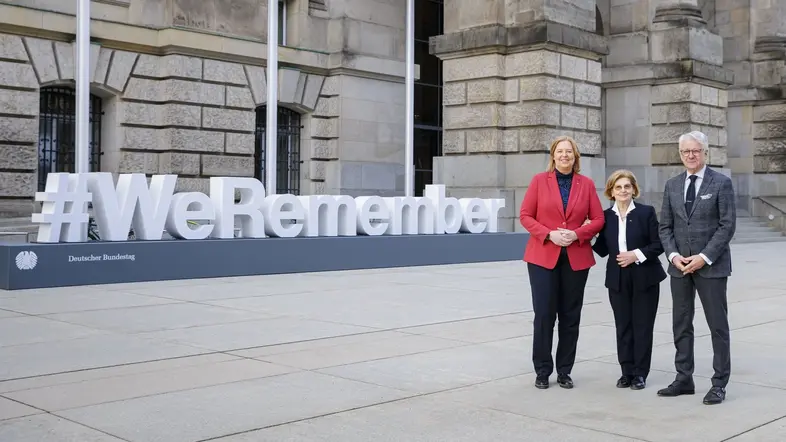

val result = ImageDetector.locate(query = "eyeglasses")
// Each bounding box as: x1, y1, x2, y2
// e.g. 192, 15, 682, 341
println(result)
679, 149, 703, 157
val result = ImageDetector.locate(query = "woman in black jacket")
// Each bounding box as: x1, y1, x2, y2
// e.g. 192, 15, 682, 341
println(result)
592, 169, 667, 391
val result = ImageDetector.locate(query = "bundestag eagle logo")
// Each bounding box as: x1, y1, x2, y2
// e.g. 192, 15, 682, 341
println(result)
15, 251, 38, 270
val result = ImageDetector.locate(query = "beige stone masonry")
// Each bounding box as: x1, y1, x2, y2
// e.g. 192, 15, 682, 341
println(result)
752, 102, 786, 173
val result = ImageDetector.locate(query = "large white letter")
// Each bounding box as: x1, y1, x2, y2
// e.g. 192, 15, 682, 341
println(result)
384, 196, 436, 235
355, 196, 390, 236
85, 173, 176, 241
33, 173, 92, 243
210, 177, 266, 239
165, 192, 215, 240
299, 195, 357, 237
482, 198, 506, 232
459, 198, 489, 233
424, 184, 462, 234
264, 194, 305, 237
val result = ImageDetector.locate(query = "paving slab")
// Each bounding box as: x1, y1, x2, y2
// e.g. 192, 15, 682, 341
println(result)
0, 242, 784, 441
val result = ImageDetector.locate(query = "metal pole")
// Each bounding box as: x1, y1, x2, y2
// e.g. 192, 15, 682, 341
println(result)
76, 0, 90, 174
404, 0, 415, 197
266, 0, 279, 195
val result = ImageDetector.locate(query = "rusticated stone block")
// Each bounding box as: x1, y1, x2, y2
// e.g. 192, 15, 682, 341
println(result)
519, 76, 573, 103
301, 74, 325, 110
120, 102, 201, 127
444, 54, 504, 81
313, 96, 339, 117
575, 132, 602, 155
651, 144, 682, 165
574, 83, 601, 107
652, 123, 696, 144
560, 54, 588, 80
443, 130, 466, 154
201, 155, 254, 177
754, 104, 786, 122
202, 108, 255, 132
225, 133, 255, 155
444, 103, 504, 129
174, 177, 209, 194
519, 127, 573, 152
466, 129, 503, 153
754, 155, 786, 173
54, 42, 74, 81
505, 101, 560, 127
159, 152, 200, 175
754, 122, 786, 139
133, 54, 203, 79
168, 129, 224, 152
506, 50, 560, 77
0, 34, 28, 61
106, 51, 138, 92
467, 79, 504, 103
204, 59, 247, 85
310, 139, 338, 159
307, 160, 326, 181
0, 172, 35, 197
754, 139, 786, 155
118, 152, 159, 174
443, 82, 466, 105
0, 89, 38, 116
0, 145, 36, 170
311, 118, 339, 138
24, 37, 57, 84
587, 109, 601, 131
710, 107, 727, 127
652, 83, 701, 104
561, 105, 587, 129
0, 117, 37, 143
0, 61, 38, 89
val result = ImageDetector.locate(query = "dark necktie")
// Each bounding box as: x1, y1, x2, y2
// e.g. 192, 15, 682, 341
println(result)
685, 175, 697, 214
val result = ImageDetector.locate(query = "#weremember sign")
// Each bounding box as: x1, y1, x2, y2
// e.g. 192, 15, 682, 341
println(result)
32, 173, 507, 243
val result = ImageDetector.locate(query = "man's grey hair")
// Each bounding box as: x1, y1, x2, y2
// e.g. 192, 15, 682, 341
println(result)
678, 131, 709, 153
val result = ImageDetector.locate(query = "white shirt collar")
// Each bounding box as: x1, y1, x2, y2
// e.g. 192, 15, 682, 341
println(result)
612, 200, 636, 216
687, 165, 707, 180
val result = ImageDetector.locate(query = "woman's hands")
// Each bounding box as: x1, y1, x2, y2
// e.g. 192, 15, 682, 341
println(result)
549, 229, 577, 247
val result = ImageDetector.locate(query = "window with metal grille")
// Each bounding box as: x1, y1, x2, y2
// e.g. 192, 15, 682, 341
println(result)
37, 87, 103, 191
254, 106, 302, 195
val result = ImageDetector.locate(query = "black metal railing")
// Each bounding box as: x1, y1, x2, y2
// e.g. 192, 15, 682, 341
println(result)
255, 106, 302, 195
37, 87, 103, 191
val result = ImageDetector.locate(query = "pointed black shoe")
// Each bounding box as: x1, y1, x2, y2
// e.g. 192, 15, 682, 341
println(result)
657, 381, 695, 397
557, 374, 573, 389
703, 386, 726, 405
616, 375, 632, 388
535, 376, 549, 389
630, 376, 646, 390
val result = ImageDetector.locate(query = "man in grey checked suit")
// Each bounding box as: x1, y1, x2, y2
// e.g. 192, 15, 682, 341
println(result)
657, 130, 736, 405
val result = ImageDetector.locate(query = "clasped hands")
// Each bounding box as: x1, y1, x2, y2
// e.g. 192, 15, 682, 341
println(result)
548, 228, 578, 247
671, 254, 706, 275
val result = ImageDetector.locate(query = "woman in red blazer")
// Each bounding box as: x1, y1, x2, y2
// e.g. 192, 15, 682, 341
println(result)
519, 135, 605, 390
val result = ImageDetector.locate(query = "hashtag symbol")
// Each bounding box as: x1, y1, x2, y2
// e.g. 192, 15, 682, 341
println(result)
32, 173, 93, 243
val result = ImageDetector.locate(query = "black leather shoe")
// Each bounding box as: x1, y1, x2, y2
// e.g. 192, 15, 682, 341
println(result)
557, 374, 573, 389
630, 376, 646, 390
657, 381, 695, 397
703, 386, 726, 405
535, 376, 549, 389
616, 375, 632, 388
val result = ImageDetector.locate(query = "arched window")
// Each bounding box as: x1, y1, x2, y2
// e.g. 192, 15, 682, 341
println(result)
254, 105, 302, 195
37, 87, 103, 191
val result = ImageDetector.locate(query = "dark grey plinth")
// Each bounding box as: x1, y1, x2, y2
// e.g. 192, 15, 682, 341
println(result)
0, 233, 530, 290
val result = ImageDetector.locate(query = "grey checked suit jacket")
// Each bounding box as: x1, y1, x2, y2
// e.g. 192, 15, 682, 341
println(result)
658, 167, 737, 279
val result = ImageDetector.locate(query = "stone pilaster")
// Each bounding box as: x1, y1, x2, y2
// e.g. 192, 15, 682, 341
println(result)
431, 0, 608, 232
603, 0, 732, 210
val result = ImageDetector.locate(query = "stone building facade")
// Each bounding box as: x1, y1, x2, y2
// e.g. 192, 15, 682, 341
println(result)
0, 0, 784, 232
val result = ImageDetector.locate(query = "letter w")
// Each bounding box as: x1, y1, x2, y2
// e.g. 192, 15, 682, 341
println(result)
86, 173, 176, 241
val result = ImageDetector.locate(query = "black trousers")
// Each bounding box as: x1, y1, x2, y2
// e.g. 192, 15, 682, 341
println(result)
527, 248, 590, 377
671, 273, 731, 388
609, 266, 660, 379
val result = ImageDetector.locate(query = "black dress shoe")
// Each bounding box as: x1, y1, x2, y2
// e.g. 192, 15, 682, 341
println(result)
630, 376, 646, 390
535, 376, 549, 389
557, 374, 573, 389
616, 375, 632, 388
657, 381, 695, 397
703, 386, 726, 405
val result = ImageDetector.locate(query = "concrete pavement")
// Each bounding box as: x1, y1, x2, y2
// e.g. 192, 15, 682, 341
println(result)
0, 241, 784, 441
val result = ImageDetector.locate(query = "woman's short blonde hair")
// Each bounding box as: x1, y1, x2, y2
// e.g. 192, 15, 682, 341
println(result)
547, 136, 581, 174
604, 169, 641, 200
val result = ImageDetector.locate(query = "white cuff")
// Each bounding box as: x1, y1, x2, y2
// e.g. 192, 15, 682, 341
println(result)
699, 253, 713, 266
668, 252, 678, 264
633, 249, 647, 264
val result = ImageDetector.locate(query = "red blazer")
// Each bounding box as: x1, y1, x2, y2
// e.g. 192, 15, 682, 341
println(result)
519, 171, 605, 271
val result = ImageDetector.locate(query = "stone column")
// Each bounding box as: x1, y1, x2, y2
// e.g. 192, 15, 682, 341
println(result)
431, 0, 608, 232
603, 0, 732, 210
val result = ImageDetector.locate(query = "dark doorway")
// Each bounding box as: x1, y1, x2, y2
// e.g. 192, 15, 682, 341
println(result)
414, 0, 443, 196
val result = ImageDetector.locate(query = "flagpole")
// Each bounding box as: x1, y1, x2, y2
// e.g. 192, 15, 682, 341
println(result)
404, 0, 414, 197
266, 0, 279, 195
76, 0, 90, 174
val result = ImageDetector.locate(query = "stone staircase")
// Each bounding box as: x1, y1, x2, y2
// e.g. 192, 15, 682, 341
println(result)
732, 215, 786, 244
